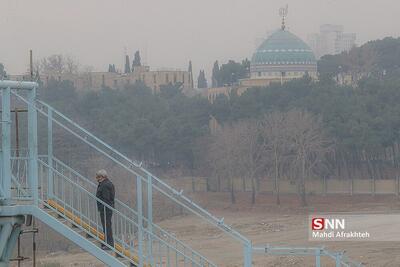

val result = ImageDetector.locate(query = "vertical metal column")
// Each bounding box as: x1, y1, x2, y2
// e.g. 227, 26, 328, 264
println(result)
47, 109, 53, 199
28, 87, 39, 205
1, 87, 11, 202
315, 248, 321, 267
3, 224, 22, 263
335, 253, 342, 267
0, 223, 13, 255
243, 242, 252, 267
137, 176, 144, 267
147, 173, 154, 266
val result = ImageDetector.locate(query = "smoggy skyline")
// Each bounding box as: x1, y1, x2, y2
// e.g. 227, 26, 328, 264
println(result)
1, 0, 399, 78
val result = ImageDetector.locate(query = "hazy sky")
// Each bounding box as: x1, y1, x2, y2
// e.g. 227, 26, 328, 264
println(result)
1, 0, 399, 78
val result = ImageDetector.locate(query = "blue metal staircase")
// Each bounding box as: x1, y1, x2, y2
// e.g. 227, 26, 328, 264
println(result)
0, 81, 252, 267
0, 81, 363, 267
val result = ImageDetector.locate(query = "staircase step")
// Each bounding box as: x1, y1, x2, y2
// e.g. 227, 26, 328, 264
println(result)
91, 239, 104, 246
45, 200, 151, 267
51, 214, 93, 237
86, 233, 93, 238
72, 227, 85, 234
46, 210, 58, 216
120, 258, 136, 267
57, 218, 68, 224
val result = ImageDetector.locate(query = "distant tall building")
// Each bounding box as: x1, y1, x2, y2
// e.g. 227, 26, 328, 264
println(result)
307, 24, 356, 59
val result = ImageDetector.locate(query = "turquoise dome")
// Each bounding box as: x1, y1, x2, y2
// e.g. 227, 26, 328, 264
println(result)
252, 30, 316, 65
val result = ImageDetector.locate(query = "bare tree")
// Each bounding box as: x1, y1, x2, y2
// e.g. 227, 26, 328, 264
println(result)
234, 120, 265, 204
285, 109, 333, 206
208, 120, 265, 204
41, 54, 65, 74
208, 124, 241, 204
65, 55, 80, 74
262, 112, 290, 205
208, 111, 332, 206
37, 54, 80, 75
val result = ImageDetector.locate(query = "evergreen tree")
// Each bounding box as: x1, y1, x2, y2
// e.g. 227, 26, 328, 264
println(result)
242, 58, 250, 78
188, 60, 193, 73
218, 60, 248, 85
197, 70, 208, 88
108, 64, 117, 73
212, 60, 220, 87
0, 63, 7, 79
35, 67, 40, 82
125, 55, 131, 73
188, 60, 194, 88
132, 50, 141, 69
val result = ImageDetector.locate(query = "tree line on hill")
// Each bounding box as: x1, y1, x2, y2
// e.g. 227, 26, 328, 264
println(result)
318, 36, 400, 81
207, 74, 400, 205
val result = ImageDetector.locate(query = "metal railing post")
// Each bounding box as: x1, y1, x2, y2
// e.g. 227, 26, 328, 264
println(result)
315, 248, 321, 267
28, 87, 39, 205
1, 87, 11, 202
243, 241, 252, 267
335, 252, 342, 267
47, 108, 53, 199
137, 175, 144, 267
147, 173, 154, 266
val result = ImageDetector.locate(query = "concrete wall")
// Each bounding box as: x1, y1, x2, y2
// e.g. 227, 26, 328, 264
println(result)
165, 177, 400, 195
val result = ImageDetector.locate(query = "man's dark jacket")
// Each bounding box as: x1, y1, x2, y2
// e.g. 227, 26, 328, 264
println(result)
96, 178, 115, 212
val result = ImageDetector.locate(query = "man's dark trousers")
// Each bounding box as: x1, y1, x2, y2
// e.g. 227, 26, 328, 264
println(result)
99, 208, 114, 247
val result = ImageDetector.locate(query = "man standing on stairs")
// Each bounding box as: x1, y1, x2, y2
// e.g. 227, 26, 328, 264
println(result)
96, 169, 115, 250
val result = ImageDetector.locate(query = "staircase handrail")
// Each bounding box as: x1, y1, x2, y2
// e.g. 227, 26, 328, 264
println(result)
49, 156, 216, 266
38, 158, 216, 267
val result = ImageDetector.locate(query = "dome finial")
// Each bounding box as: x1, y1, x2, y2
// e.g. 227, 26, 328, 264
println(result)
279, 4, 289, 31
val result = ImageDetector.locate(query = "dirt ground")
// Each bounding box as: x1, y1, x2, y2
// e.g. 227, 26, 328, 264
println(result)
18, 193, 400, 266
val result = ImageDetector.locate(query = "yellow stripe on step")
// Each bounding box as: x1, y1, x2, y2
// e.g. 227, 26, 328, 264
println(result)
46, 199, 149, 267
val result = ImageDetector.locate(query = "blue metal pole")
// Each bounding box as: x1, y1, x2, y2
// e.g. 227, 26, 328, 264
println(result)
0, 223, 13, 256
3, 225, 22, 262
0, 144, 2, 199
137, 176, 144, 267
47, 108, 53, 199
243, 241, 252, 267
28, 87, 39, 205
315, 248, 321, 267
335, 253, 341, 267
147, 174, 154, 266
1, 87, 11, 203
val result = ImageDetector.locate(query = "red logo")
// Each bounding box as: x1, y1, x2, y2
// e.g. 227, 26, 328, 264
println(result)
312, 218, 325, 230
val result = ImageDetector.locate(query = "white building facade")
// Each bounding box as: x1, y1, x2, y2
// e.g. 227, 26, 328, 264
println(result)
307, 24, 356, 59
